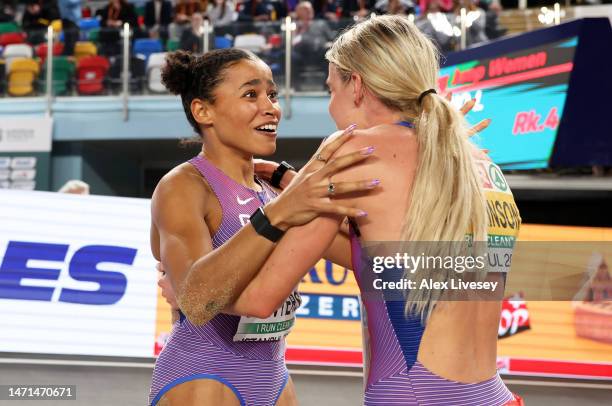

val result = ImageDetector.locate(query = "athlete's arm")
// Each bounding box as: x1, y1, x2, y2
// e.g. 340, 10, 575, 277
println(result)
228, 214, 344, 317
153, 143, 375, 326
152, 169, 282, 325
229, 134, 378, 316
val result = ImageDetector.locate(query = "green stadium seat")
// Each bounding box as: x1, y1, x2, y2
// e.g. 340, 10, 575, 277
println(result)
39, 56, 75, 96
166, 39, 179, 52
0, 22, 20, 35
88, 28, 100, 43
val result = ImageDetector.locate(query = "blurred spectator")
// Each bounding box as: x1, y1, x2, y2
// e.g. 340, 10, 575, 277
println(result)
292, 1, 334, 85
453, 0, 488, 46
415, 0, 454, 53
170, 0, 204, 41
238, 0, 274, 22
173, 0, 204, 25
341, 0, 374, 20
312, 0, 341, 22
144, 0, 173, 42
0, 0, 17, 23
269, 0, 289, 19
179, 11, 203, 52
58, 180, 90, 194
207, 0, 236, 26
283, 0, 300, 15
374, 0, 415, 15
22, 0, 60, 31
97, 0, 139, 29
58, 0, 81, 56
485, 0, 507, 40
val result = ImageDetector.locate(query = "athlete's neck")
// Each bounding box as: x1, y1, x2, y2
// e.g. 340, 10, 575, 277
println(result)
351, 102, 406, 129
200, 143, 259, 191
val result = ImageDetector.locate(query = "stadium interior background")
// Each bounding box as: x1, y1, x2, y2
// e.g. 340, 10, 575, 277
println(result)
0, 0, 611, 404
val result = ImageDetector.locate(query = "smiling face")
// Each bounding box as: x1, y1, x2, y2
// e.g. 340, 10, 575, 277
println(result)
326, 64, 355, 130
203, 59, 281, 157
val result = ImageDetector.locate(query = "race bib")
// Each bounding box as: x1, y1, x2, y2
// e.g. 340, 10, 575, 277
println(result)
233, 289, 301, 341
477, 160, 521, 273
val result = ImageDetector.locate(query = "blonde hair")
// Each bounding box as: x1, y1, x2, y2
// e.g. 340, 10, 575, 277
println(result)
326, 15, 488, 320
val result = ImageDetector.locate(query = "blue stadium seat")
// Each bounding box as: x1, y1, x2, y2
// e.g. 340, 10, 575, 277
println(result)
214, 36, 232, 49
133, 39, 163, 63
79, 18, 101, 32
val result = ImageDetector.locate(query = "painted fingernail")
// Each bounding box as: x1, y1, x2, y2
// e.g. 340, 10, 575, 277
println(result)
361, 146, 375, 155
345, 123, 357, 132
357, 210, 368, 217
369, 179, 380, 187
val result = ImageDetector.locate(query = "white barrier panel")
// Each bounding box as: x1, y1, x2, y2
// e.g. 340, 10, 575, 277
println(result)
0, 118, 52, 153
0, 189, 158, 357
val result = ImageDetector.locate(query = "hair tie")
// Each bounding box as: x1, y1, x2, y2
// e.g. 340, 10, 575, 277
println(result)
418, 89, 437, 105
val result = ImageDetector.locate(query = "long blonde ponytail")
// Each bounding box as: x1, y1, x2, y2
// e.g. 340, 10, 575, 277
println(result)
326, 15, 488, 320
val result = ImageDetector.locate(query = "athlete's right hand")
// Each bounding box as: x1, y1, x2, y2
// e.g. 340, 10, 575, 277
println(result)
264, 125, 379, 230
157, 262, 179, 310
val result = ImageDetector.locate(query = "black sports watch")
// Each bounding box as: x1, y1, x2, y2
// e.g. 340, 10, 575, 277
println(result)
270, 161, 295, 188
249, 207, 285, 242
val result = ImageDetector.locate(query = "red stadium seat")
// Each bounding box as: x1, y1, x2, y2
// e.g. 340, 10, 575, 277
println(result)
0, 32, 26, 47
76, 55, 109, 95
36, 43, 65, 62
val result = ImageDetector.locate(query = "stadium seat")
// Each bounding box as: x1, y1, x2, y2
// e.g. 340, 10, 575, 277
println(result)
234, 34, 266, 53
0, 61, 5, 94
108, 55, 146, 94
36, 42, 65, 62
166, 39, 179, 52
146, 52, 167, 94
133, 39, 163, 63
76, 55, 109, 95
3, 44, 33, 71
7, 58, 39, 96
39, 56, 75, 96
268, 34, 282, 48
97, 28, 122, 56
0, 32, 26, 47
78, 18, 100, 32
88, 28, 100, 42
214, 36, 232, 49
26, 29, 48, 46
74, 41, 97, 62
0, 22, 20, 35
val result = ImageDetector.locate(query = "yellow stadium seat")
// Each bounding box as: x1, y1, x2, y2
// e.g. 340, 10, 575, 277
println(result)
51, 19, 63, 33
74, 41, 97, 62
8, 58, 39, 96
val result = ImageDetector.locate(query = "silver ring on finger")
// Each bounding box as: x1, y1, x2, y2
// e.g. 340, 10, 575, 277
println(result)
316, 153, 327, 163
328, 182, 336, 196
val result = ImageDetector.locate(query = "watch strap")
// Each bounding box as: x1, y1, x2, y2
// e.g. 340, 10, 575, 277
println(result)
249, 207, 284, 242
270, 161, 295, 188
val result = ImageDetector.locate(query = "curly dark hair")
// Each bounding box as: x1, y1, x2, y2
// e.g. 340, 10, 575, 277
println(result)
161, 49, 258, 135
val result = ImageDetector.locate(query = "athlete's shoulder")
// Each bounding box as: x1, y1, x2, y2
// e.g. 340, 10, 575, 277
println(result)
334, 124, 415, 157
152, 161, 210, 221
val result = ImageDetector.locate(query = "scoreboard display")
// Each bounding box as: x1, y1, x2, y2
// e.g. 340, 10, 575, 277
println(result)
442, 18, 612, 170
